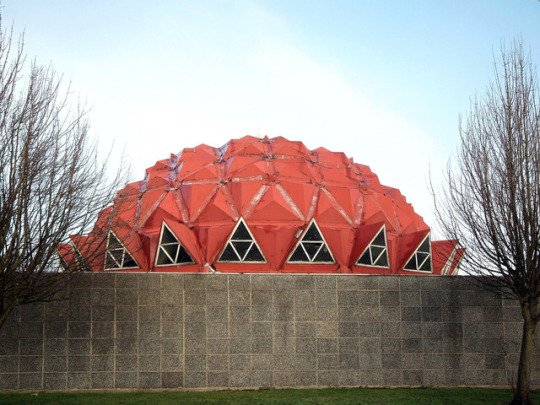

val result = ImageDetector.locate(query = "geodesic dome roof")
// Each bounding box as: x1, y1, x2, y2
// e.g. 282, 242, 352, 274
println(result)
60, 135, 463, 275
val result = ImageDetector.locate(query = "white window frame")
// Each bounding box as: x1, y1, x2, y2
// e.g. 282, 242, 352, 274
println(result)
103, 231, 139, 271
286, 219, 335, 264
402, 233, 433, 273
154, 222, 195, 267
217, 218, 267, 263
355, 225, 390, 268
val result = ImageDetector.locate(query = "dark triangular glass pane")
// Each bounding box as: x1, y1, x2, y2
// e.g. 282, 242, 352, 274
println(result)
314, 245, 333, 262
157, 248, 174, 265
110, 248, 124, 263
289, 245, 309, 262
176, 245, 194, 264
374, 251, 389, 267
418, 255, 431, 271
123, 253, 137, 268
416, 252, 429, 265
244, 244, 264, 262
219, 244, 240, 262
303, 223, 322, 241
404, 255, 417, 270
232, 221, 251, 240
163, 243, 178, 259
372, 229, 385, 246
108, 233, 122, 249
303, 242, 322, 260
357, 249, 371, 265
105, 252, 120, 268
370, 246, 385, 261
418, 237, 430, 253
232, 241, 251, 259
162, 226, 178, 244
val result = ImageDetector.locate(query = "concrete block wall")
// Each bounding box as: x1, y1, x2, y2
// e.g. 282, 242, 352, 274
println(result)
0, 273, 534, 390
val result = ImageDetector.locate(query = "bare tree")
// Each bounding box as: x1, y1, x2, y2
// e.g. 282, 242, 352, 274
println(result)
0, 19, 125, 329
433, 39, 540, 405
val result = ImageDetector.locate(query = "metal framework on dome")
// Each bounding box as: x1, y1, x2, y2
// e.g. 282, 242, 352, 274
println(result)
60, 135, 463, 275
287, 220, 334, 264
403, 234, 432, 272
355, 226, 389, 268
217, 218, 265, 263
155, 223, 195, 266
104, 231, 138, 270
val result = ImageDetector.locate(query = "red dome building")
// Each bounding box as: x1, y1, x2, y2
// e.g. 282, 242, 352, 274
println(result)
60, 136, 463, 275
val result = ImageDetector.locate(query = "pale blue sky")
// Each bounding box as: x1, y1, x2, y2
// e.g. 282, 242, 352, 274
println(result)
3, 1, 540, 233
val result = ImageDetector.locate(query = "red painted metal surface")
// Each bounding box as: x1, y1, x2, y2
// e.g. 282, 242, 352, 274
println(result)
61, 136, 463, 275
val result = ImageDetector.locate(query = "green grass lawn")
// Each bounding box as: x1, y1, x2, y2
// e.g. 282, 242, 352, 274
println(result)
0, 388, 538, 405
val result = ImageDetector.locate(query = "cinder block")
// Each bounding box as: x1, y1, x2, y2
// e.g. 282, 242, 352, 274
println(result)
162, 371, 183, 388
116, 305, 138, 322
296, 338, 317, 355
139, 372, 161, 388
20, 339, 43, 356
185, 338, 205, 355
338, 337, 359, 354
229, 290, 250, 306
92, 321, 114, 339
206, 275, 228, 291
318, 354, 339, 370
403, 369, 423, 385
67, 372, 90, 389
138, 305, 160, 322
358, 352, 381, 370
207, 371, 229, 388
115, 355, 137, 372
207, 321, 228, 338
379, 277, 400, 291
138, 274, 162, 291
357, 277, 379, 291
115, 288, 138, 306
44, 338, 67, 357
19, 356, 42, 373
318, 370, 338, 386
401, 307, 421, 322
162, 355, 182, 371
380, 291, 400, 307
0, 339, 18, 356
252, 337, 272, 354
184, 371, 206, 388
116, 338, 137, 354
228, 274, 250, 290
207, 305, 228, 323
230, 354, 251, 370
19, 322, 43, 340
44, 356, 67, 372
207, 338, 229, 354
400, 291, 421, 307
252, 354, 273, 370
294, 322, 316, 338
68, 355, 91, 372
44, 320, 67, 339
358, 338, 381, 354
315, 276, 336, 290
43, 372, 67, 389
115, 372, 138, 388
91, 339, 114, 356
184, 289, 206, 306
185, 355, 206, 371
0, 373, 18, 389
139, 355, 160, 372
68, 322, 91, 339
381, 353, 401, 369
251, 370, 273, 387
207, 354, 229, 370
382, 369, 402, 386
229, 370, 250, 387
91, 355, 113, 372
162, 339, 183, 355
19, 373, 42, 389
252, 321, 272, 336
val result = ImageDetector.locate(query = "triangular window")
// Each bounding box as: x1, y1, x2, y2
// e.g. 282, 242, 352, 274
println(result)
217, 218, 265, 263
155, 223, 195, 266
403, 234, 432, 272
104, 231, 138, 270
355, 226, 389, 268
287, 220, 335, 264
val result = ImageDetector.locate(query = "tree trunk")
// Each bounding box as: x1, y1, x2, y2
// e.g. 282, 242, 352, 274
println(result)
512, 304, 536, 405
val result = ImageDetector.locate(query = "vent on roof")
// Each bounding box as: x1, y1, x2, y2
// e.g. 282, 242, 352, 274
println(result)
217, 218, 265, 263
356, 226, 389, 268
104, 232, 138, 270
404, 234, 432, 272
155, 223, 195, 266
287, 220, 334, 263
